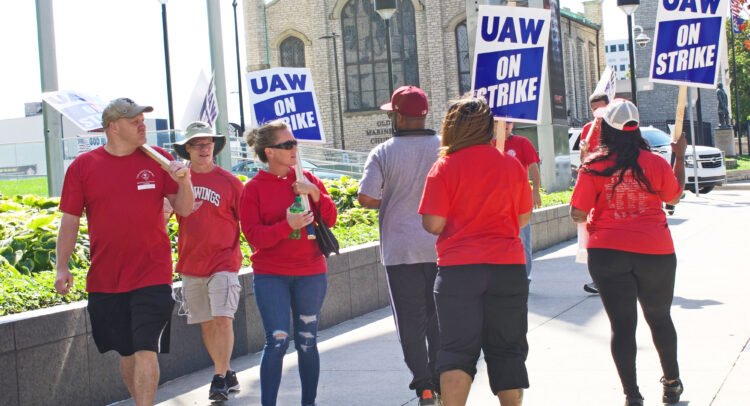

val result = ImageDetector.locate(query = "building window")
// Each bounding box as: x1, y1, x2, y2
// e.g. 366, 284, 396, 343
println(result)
341, 0, 419, 111
620, 64, 626, 71
280, 37, 305, 67
455, 20, 471, 95
618, 44, 625, 52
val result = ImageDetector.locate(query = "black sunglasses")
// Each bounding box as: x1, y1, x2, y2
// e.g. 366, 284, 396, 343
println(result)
268, 139, 298, 150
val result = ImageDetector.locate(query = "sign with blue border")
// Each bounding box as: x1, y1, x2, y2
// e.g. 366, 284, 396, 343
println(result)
245, 67, 326, 144
649, 0, 729, 88
471, 5, 551, 124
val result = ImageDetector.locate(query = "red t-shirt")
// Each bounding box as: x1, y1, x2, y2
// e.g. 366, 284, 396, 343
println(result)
570, 151, 682, 254
239, 169, 337, 276
503, 134, 540, 170
581, 120, 601, 153
176, 166, 243, 277
59, 146, 178, 293
419, 145, 532, 266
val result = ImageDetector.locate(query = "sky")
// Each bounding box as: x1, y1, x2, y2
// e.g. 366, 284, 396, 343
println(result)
0, 0, 248, 124
1, 1, 630, 123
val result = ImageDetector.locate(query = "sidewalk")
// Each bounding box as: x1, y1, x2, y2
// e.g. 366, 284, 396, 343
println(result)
122, 187, 750, 406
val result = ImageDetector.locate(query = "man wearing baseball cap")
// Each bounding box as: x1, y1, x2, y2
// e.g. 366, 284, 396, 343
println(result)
55, 98, 194, 406
358, 86, 442, 405
169, 121, 244, 401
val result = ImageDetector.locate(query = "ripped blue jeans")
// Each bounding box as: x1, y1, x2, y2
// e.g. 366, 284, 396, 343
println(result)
253, 272, 328, 406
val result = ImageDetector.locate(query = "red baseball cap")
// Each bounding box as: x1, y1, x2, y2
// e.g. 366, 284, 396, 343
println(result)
380, 86, 428, 117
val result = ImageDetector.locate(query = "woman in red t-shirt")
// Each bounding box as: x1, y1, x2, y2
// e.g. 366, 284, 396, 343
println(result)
419, 98, 532, 406
570, 99, 687, 406
239, 120, 336, 406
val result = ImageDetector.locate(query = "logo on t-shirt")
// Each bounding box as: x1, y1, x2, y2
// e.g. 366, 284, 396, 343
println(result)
506, 149, 517, 157
193, 186, 221, 207
136, 170, 156, 190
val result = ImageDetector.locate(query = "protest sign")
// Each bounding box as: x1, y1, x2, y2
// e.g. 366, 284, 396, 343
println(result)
245, 67, 326, 143
41, 90, 108, 132
180, 71, 219, 129
594, 66, 617, 103
471, 5, 551, 124
649, 0, 729, 88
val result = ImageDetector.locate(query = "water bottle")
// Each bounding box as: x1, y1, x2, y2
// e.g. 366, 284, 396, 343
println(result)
288, 196, 305, 239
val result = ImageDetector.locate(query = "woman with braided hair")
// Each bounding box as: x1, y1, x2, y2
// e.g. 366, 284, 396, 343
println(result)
570, 99, 687, 406
419, 97, 532, 406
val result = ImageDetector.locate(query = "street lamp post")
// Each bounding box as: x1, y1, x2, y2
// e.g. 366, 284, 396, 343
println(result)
617, 0, 640, 106
375, 0, 397, 96
158, 0, 175, 145
231, 0, 245, 134
320, 33, 346, 150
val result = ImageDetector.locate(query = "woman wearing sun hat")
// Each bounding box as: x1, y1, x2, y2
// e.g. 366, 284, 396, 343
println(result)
171, 121, 244, 401
570, 99, 687, 406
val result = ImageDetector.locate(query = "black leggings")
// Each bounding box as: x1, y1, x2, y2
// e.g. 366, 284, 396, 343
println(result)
588, 248, 679, 398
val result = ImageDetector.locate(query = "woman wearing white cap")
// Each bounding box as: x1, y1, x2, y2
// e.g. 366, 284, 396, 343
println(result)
570, 99, 687, 406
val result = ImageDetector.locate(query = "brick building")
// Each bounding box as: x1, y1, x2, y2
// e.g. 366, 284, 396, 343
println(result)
244, 0, 604, 152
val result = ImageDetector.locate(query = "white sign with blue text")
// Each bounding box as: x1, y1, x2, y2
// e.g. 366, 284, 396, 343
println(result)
246, 67, 325, 143
472, 5, 551, 124
41, 90, 109, 132
649, 0, 729, 88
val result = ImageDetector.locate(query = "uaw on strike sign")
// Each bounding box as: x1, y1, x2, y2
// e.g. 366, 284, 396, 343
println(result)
472, 5, 550, 124
650, 0, 729, 88
246, 67, 326, 143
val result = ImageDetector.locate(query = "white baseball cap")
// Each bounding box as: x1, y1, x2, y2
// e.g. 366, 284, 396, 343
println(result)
601, 98, 639, 131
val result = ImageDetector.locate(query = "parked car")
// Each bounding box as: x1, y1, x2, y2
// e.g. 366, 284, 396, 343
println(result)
231, 159, 344, 180
569, 126, 726, 194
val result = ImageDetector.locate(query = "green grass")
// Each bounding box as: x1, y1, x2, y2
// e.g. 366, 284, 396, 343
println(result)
0, 177, 48, 197
541, 188, 572, 207
728, 156, 750, 171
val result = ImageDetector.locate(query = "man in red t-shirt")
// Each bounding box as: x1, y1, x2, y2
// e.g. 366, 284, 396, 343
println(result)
580, 92, 609, 162
169, 121, 244, 401
502, 122, 541, 283
54, 98, 194, 406
579, 92, 609, 294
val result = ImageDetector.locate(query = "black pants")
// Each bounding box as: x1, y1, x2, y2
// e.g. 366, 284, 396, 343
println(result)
434, 263, 529, 394
588, 248, 680, 398
385, 263, 440, 395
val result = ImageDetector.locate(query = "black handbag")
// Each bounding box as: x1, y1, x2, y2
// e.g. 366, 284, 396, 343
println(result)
311, 200, 340, 257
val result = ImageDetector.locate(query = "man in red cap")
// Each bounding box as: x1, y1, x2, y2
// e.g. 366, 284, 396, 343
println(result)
359, 86, 442, 405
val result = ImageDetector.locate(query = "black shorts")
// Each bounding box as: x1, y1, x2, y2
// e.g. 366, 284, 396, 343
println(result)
87, 284, 175, 356
434, 263, 529, 394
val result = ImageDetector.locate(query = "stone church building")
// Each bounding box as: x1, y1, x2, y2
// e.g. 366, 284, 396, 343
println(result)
243, 0, 605, 152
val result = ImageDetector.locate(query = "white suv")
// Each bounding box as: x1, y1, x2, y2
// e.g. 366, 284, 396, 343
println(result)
569, 126, 726, 194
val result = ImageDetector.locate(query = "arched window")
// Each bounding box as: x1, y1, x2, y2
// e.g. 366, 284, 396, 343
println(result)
455, 20, 471, 95
341, 0, 419, 111
280, 36, 305, 67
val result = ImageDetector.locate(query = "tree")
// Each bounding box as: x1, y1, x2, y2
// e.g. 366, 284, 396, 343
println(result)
726, 19, 750, 123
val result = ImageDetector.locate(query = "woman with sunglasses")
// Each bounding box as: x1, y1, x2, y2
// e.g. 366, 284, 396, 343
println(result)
419, 98, 532, 406
239, 119, 337, 406
570, 99, 686, 406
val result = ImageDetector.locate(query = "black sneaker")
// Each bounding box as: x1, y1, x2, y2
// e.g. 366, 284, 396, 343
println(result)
624, 395, 644, 406
418, 389, 438, 406
209, 374, 229, 401
583, 282, 599, 294
225, 369, 240, 392
661, 377, 683, 404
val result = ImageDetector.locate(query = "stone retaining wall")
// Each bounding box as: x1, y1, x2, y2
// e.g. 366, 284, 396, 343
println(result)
0, 205, 574, 406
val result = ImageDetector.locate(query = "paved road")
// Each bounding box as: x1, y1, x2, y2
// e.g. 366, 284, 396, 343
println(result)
120, 184, 750, 406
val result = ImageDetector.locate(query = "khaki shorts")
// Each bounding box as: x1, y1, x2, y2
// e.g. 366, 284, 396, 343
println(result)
181, 271, 241, 324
